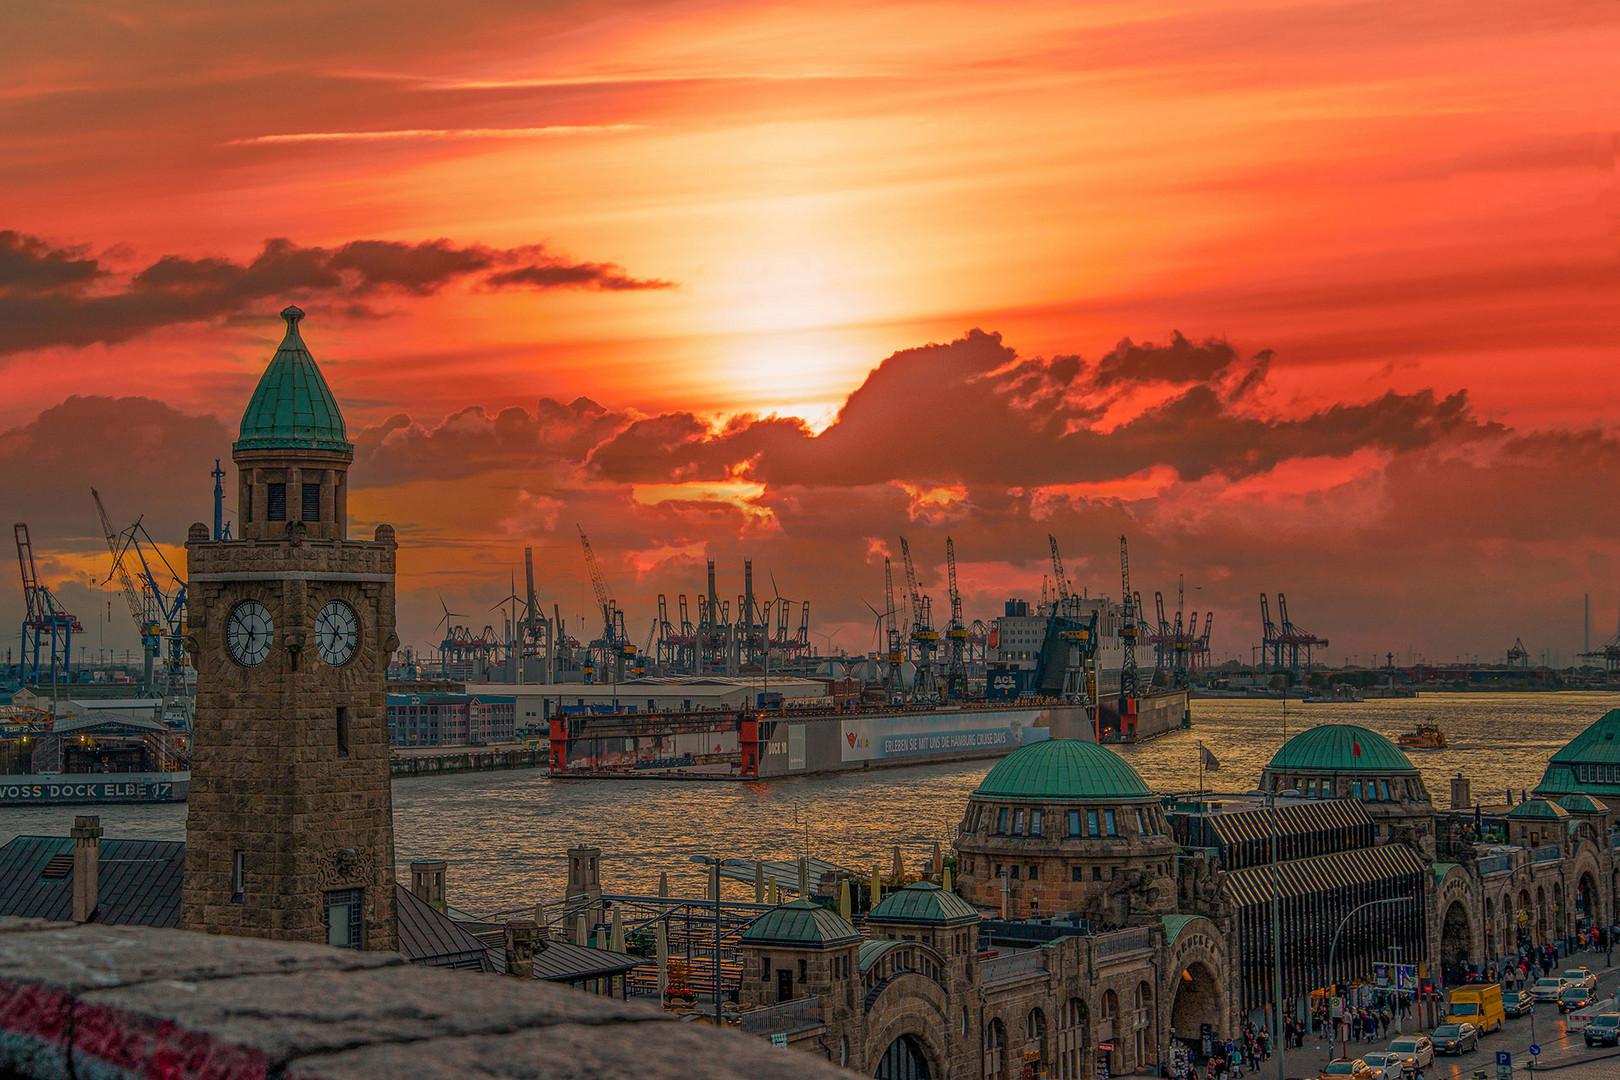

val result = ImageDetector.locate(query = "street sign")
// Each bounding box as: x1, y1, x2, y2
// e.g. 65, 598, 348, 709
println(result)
1528, 1044, 1540, 1057
1496, 1052, 1511, 1066
770, 1034, 787, 1048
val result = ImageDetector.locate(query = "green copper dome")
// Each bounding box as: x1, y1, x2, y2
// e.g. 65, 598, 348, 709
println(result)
235, 306, 352, 454
739, 899, 860, 949
1556, 792, 1608, 815
972, 739, 1152, 803
1265, 724, 1415, 775
1505, 798, 1568, 821
868, 882, 979, 926
1534, 710, 1620, 799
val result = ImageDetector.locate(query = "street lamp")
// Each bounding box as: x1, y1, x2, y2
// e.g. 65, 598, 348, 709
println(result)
1326, 896, 1414, 1059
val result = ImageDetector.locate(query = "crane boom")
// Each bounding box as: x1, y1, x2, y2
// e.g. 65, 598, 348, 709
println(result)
899, 536, 924, 629
883, 557, 898, 652
946, 537, 963, 627
1048, 534, 1069, 605
1119, 534, 1139, 699
92, 490, 155, 649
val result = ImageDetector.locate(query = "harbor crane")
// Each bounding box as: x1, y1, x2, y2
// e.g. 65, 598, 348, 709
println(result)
944, 536, 968, 700
882, 556, 903, 700
93, 489, 161, 688
1119, 535, 1140, 700
90, 491, 190, 721
578, 526, 631, 682
1259, 592, 1327, 673
1579, 601, 1620, 674
13, 523, 84, 687
521, 546, 556, 684
899, 536, 939, 699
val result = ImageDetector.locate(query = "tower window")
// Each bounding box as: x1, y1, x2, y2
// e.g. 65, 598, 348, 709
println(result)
337, 706, 350, 757
232, 850, 245, 902
302, 483, 321, 522
323, 888, 363, 949
244, 486, 253, 524
267, 483, 287, 522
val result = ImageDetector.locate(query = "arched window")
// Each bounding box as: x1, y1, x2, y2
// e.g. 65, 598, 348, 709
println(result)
1133, 982, 1154, 1069
1027, 1007, 1048, 1066
1057, 998, 1088, 1079
984, 1018, 1007, 1080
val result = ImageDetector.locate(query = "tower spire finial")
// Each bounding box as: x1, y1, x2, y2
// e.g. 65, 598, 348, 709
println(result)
280, 304, 305, 331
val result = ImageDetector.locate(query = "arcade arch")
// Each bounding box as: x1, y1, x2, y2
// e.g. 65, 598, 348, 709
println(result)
875, 1034, 932, 1080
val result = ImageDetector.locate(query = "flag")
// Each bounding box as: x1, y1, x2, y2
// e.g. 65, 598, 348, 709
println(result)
1352, 739, 1362, 758
1199, 743, 1220, 771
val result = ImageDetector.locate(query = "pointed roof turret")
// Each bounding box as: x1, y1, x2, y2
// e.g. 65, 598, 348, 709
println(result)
234, 306, 352, 455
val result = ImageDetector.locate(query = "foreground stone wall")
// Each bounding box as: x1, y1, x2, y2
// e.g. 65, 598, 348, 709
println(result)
0, 919, 847, 1080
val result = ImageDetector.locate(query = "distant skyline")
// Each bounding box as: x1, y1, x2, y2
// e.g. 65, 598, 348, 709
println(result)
4, 1, 1619, 665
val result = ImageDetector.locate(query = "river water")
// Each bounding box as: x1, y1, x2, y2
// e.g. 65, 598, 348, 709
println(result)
3, 691, 1616, 916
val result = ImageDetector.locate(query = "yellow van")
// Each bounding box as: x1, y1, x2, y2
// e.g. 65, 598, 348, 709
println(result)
1447, 983, 1505, 1033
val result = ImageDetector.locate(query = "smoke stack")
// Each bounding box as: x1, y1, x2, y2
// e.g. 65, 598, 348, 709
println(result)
409, 860, 446, 911
1451, 774, 1472, 811
71, 815, 101, 923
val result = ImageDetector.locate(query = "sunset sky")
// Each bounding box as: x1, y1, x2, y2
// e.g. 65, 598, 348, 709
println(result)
4, 0, 1620, 666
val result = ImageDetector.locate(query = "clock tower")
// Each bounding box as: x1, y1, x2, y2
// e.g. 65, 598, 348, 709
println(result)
182, 306, 398, 950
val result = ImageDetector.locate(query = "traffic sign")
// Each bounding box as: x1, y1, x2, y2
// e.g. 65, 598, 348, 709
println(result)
1528, 1044, 1540, 1057
1496, 1052, 1511, 1066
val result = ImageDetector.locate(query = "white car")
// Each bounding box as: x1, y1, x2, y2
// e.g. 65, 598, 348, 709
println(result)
1562, 967, 1598, 992
1358, 1051, 1407, 1080
1386, 1035, 1434, 1069
1532, 976, 1569, 1002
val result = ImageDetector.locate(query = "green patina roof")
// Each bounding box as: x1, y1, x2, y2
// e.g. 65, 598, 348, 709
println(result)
858, 938, 898, 973
1265, 724, 1416, 775
868, 882, 979, 926
1534, 711, 1620, 798
1505, 798, 1568, 821
235, 306, 352, 455
1162, 914, 1200, 946
973, 738, 1151, 803
1431, 862, 1459, 882
739, 899, 860, 949
1557, 792, 1609, 815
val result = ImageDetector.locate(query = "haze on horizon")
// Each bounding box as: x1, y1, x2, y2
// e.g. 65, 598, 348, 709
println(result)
3, 0, 1619, 667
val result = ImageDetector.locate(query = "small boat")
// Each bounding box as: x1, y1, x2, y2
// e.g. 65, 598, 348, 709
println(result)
1398, 722, 1448, 750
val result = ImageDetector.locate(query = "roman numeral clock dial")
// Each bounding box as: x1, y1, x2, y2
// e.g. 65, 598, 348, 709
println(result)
226, 601, 273, 666
316, 600, 360, 667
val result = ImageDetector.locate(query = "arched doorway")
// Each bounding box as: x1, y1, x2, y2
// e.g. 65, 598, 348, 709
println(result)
1553, 882, 1565, 940
1441, 901, 1473, 981
875, 1034, 932, 1080
984, 1018, 1007, 1080
1026, 1008, 1049, 1073
1576, 873, 1597, 932
1171, 963, 1223, 1051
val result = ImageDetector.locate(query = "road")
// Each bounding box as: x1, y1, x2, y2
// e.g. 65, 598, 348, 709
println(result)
1274, 951, 1620, 1079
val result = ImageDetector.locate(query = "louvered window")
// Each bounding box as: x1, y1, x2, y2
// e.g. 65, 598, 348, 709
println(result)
267, 483, 287, 522
302, 483, 321, 522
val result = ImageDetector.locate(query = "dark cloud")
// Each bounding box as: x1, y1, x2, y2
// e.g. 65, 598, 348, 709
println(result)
582, 329, 1498, 489
0, 231, 671, 356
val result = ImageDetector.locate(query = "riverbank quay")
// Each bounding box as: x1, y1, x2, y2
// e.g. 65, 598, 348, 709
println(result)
390, 744, 544, 778
0, 918, 843, 1080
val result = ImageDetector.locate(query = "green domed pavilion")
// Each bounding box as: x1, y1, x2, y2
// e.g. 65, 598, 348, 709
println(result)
1532, 709, 1620, 810
1264, 724, 1416, 775
869, 881, 979, 927
740, 899, 861, 949
972, 738, 1152, 803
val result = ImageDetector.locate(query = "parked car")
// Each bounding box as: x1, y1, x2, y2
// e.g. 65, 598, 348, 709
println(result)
1532, 977, 1569, 1002
1358, 1051, 1407, 1080
1563, 967, 1598, 992
1503, 988, 1535, 1017
1386, 1035, 1434, 1069
1318, 1059, 1370, 1080
1586, 1012, 1620, 1047
1561, 986, 1595, 1013
1431, 1023, 1479, 1055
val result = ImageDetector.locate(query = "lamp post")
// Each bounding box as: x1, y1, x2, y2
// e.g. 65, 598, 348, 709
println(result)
1326, 896, 1413, 1059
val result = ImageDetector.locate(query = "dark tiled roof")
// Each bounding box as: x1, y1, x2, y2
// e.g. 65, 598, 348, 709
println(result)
0, 835, 184, 928
533, 939, 642, 983
395, 885, 492, 972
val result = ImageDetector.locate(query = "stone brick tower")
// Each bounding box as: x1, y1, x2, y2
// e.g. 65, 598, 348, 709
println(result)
181, 306, 398, 950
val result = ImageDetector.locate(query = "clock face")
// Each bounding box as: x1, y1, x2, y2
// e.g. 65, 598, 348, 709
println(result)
316, 600, 360, 667
226, 601, 274, 666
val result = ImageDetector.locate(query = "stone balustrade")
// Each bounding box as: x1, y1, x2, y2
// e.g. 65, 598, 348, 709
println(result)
0, 918, 847, 1080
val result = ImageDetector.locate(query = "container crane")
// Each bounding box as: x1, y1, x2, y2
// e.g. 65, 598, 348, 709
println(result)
14, 523, 84, 687
899, 536, 938, 698
93, 488, 160, 688
944, 536, 968, 700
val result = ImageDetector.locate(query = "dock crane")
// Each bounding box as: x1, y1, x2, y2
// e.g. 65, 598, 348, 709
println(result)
93, 489, 160, 689
899, 536, 939, 699
577, 526, 630, 682
882, 557, 903, 700
522, 546, 556, 684
944, 537, 968, 700
89, 491, 189, 723
1047, 534, 1073, 616
1119, 535, 1140, 700
14, 523, 84, 687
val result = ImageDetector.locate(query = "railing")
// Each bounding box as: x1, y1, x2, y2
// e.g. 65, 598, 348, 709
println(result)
1532, 845, 1563, 865
738, 997, 823, 1037
1476, 854, 1513, 877
982, 949, 1047, 985
1094, 926, 1153, 960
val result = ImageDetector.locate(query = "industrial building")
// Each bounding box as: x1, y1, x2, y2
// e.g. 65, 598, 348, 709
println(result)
463, 675, 831, 728
386, 693, 517, 747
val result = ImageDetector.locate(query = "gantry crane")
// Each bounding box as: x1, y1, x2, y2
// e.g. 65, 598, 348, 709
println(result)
899, 536, 938, 699
93, 489, 161, 689
14, 523, 84, 687
944, 537, 968, 700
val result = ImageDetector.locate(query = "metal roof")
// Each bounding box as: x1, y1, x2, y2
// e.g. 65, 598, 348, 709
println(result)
972, 738, 1151, 803
868, 882, 979, 926
1505, 798, 1568, 821
395, 885, 492, 971
1549, 710, 1620, 766
1557, 792, 1609, 815
235, 306, 352, 455
0, 835, 184, 927
1222, 843, 1425, 908
1161, 914, 1200, 946
739, 899, 861, 948
858, 939, 899, 973
1265, 725, 1416, 775
533, 939, 642, 983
